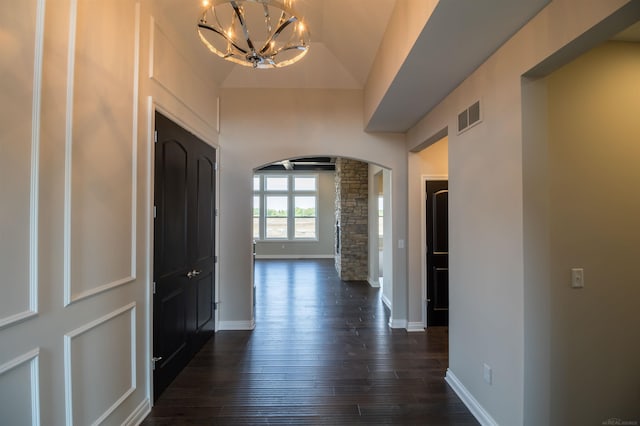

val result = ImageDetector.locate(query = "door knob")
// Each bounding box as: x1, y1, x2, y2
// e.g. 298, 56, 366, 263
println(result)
193, 269, 201, 276
187, 271, 194, 279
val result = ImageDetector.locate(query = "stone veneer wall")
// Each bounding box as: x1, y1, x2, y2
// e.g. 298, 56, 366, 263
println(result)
335, 158, 368, 280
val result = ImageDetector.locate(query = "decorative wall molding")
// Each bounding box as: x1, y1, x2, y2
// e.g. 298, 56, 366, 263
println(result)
0, 348, 41, 426
63, 0, 139, 306
445, 369, 498, 426
64, 303, 137, 426
0, 0, 45, 329
122, 398, 150, 426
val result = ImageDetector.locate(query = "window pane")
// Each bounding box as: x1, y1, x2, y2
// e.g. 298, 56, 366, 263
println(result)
294, 196, 315, 217
253, 196, 260, 217
266, 218, 287, 238
253, 176, 260, 191
253, 218, 260, 239
266, 196, 287, 217
294, 176, 316, 191
295, 218, 316, 238
265, 177, 288, 191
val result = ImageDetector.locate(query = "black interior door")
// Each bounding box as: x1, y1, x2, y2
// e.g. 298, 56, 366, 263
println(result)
426, 180, 449, 326
153, 112, 216, 401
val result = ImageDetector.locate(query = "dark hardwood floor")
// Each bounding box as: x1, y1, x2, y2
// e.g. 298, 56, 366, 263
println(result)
142, 259, 478, 425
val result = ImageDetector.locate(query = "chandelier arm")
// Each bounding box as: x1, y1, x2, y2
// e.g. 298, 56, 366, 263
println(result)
259, 16, 296, 55
230, 1, 256, 53
263, 4, 272, 33
197, 22, 248, 54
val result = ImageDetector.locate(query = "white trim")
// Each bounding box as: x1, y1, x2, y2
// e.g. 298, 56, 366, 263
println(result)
63, 0, 139, 306
407, 322, 425, 332
388, 318, 407, 329
218, 320, 256, 331
63, 0, 77, 308
216, 96, 220, 133
122, 398, 150, 426
367, 277, 380, 288
145, 97, 154, 405
381, 293, 391, 311
255, 254, 334, 260
422, 174, 448, 328
64, 303, 137, 426
29, 0, 46, 321
445, 369, 498, 426
0, 348, 40, 426
1, 0, 46, 329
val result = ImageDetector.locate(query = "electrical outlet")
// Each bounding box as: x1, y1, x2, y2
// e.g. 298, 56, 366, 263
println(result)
483, 363, 492, 385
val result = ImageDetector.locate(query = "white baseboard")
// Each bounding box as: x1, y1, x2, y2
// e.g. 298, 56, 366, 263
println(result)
218, 319, 256, 330
124, 398, 150, 426
255, 254, 334, 259
407, 321, 425, 332
445, 369, 498, 426
368, 276, 380, 288
381, 293, 391, 310
388, 318, 407, 329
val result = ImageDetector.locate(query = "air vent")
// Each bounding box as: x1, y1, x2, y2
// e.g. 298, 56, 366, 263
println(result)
457, 100, 482, 133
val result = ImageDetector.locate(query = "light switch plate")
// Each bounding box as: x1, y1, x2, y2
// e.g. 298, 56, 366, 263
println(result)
571, 268, 584, 288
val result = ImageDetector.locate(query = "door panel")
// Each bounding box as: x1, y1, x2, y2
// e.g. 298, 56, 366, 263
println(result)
426, 180, 449, 326
154, 112, 216, 401
157, 140, 189, 278
195, 156, 215, 262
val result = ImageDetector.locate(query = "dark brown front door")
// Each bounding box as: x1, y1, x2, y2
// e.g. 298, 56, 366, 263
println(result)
153, 112, 216, 401
426, 180, 448, 326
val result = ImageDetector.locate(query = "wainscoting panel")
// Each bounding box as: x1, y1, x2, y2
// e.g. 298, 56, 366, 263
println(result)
63, 0, 139, 305
64, 303, 136, 426
0, 349, 40, 426
0, 0, 44, 328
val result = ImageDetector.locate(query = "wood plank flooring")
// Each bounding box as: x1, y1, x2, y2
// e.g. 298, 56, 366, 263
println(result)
142, 259, 478, 425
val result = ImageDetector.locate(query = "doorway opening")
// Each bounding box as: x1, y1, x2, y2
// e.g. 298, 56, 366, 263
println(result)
251, 156, 394, 321
411, 135, 449, 328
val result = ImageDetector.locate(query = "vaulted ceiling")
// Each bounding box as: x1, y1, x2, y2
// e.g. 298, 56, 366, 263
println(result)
155, 0, 551, 132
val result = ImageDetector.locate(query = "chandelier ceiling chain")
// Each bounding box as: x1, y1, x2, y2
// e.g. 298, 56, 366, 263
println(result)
197, 0, 310, 69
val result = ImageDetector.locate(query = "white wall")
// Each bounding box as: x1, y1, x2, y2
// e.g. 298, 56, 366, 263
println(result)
255, 171, 336, 258
544, 41, 640, 425
407, 137, 448, 328
404, 1, 637, 424
0, 0, 220, 423
218, 88, 408, 328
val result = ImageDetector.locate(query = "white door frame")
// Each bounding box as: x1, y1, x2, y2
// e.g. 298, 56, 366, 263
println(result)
421, 174, 448, 328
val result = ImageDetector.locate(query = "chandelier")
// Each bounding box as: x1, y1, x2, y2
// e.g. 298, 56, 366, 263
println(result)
197, 0, 310, 69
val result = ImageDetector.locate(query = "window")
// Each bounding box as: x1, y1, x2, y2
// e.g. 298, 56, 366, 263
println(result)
253, 174, 318, 240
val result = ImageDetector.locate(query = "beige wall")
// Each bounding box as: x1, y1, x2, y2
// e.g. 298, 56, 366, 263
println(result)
407, 137, 448, 328
405, 0, 637, 424
219, 88, 408, 328
545, 41, 640, 425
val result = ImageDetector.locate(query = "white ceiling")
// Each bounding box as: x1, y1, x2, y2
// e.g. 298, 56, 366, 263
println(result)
155, 0, 551, 132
